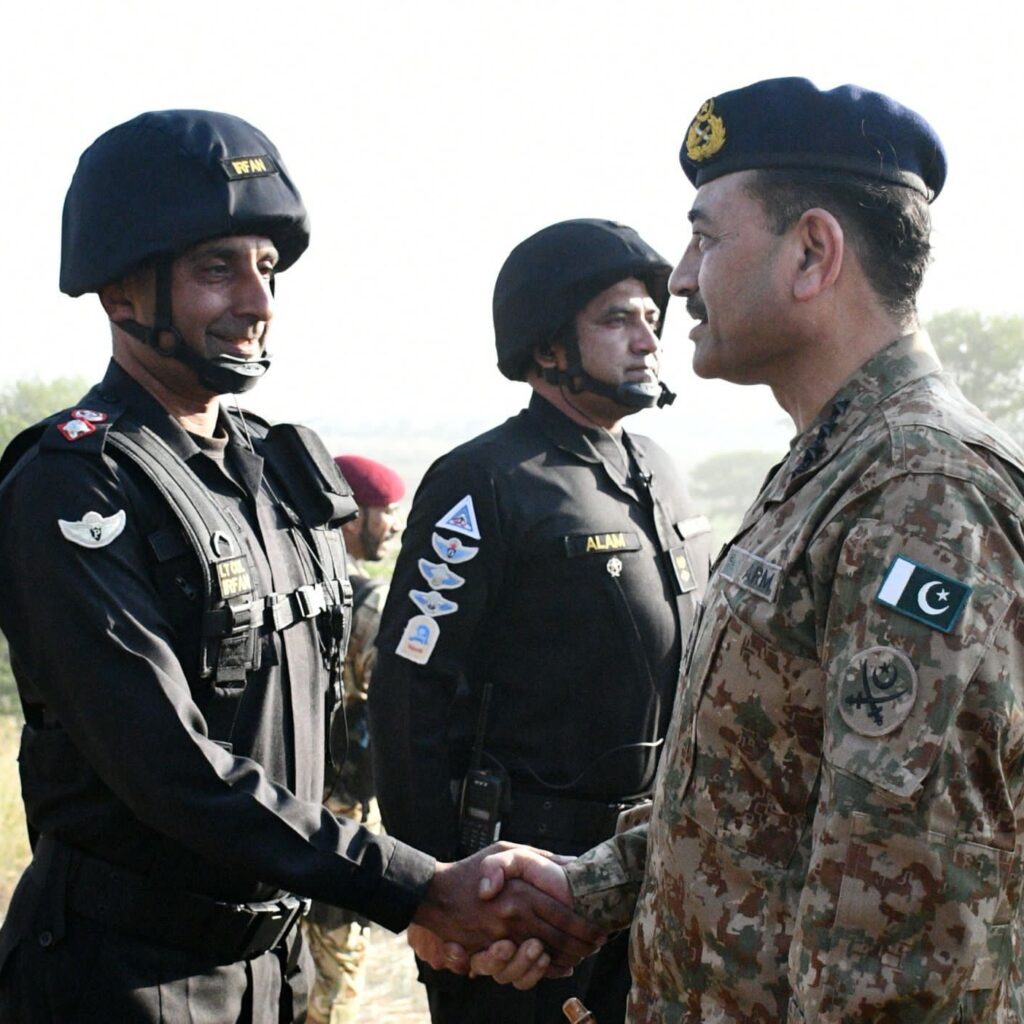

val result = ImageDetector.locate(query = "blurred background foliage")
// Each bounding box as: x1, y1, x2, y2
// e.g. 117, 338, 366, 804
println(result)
686, 310, 1024, 542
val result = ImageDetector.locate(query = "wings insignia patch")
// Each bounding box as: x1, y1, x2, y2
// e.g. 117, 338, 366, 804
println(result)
58, 509, 127, 549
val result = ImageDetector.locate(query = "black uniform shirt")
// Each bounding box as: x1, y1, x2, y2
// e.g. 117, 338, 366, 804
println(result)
0, 361, 432, 930
371, 393, 713, 858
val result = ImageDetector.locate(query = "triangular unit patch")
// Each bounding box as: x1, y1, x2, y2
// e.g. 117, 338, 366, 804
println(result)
435, 495, 481, 539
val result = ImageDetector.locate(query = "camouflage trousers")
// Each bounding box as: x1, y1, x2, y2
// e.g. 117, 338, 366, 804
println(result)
303, 796, 380, 1024
302, 916, 371, 1024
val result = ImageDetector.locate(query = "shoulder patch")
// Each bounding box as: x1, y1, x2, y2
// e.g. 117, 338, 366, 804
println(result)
417, 559, 466, 590
57, 418, 98, 442
837, 646, 918, 736
876, 555, 971, 633
431, 532, 479, 564
71, 409, 109, 424
435, 495, 481, 539
396, 615, 441, 664
38, 397, 124, 456
58, 509, 127, 549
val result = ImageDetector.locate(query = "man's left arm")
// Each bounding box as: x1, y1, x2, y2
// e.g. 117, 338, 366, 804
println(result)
789, 479, 1024, 1021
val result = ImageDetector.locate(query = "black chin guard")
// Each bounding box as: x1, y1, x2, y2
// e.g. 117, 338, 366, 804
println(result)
542, 329, 676, 411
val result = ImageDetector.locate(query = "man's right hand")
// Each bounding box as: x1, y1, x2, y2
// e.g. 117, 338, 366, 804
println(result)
411, 843, 604, 970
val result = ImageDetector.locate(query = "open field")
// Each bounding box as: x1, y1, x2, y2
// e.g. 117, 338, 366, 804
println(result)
0, 715, 429, 1021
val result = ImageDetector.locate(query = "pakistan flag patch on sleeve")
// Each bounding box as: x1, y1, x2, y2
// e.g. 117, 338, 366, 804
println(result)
876, 555, 971, 633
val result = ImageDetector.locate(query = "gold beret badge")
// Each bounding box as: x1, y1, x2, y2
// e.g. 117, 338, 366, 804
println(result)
685, 98, 726, 162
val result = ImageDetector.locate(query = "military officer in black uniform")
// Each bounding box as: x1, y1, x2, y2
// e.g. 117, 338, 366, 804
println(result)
370, 219, 715, 1023
0, 112, 601, 1024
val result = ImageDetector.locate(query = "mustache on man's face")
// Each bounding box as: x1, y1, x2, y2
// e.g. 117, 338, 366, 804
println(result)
686, 295, 708, 322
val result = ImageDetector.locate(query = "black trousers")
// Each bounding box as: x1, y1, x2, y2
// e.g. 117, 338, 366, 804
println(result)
0, 859, 312, 1024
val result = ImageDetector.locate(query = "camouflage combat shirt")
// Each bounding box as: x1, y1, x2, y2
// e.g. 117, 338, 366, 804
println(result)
566, 334, 1024, 1023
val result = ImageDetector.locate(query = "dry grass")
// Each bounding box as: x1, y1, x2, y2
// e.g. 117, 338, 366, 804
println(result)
0, 715, 29, 913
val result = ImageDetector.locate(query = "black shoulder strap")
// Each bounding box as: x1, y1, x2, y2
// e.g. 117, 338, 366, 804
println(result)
106, 419, 261, 685
259, 422, 355, 651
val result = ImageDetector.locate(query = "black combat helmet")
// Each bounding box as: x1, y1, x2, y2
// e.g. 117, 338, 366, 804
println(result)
60, 109, 310, 394
492, 218, 675, 409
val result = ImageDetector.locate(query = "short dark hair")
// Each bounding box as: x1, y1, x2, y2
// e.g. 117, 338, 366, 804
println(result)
744, 169, 932, 320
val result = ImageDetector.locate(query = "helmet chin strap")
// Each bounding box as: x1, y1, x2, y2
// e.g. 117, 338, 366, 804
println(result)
117, 259, 271, 395
541, 335, 676, 410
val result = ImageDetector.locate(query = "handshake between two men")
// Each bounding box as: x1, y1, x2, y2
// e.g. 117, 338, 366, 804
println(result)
410, 843, 604, 991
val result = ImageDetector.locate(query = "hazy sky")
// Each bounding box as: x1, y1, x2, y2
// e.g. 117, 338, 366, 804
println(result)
2, 0, 1019, 476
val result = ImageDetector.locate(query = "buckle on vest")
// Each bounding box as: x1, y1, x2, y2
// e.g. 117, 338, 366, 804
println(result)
295, 584, 327, 619
204, 598, 257, 641
224, 597, 254, 635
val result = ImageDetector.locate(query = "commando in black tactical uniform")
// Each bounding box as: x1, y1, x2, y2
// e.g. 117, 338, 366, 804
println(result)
370, 219, 715, 1024
0, 109, 438, 1023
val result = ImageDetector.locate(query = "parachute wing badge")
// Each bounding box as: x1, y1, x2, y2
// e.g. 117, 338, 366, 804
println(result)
58, 509, 127, 549
431, 532, 479, 564
418, 558, 466, 590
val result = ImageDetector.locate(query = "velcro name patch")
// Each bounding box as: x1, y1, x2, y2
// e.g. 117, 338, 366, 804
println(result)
215, 556, 253, 599
719, 545, 782, 601
220, 155, 279, 180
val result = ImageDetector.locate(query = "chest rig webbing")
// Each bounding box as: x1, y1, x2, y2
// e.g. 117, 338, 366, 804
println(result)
0, 396, 356, 698
110, 416, 355, 691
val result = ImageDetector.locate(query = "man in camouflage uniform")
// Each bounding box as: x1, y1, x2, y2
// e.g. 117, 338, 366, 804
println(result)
474, 78, 1024, 1022
304, 455, 405, 1024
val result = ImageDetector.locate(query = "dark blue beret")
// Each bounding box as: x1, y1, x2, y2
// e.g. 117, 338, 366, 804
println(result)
680, 77, 946, 201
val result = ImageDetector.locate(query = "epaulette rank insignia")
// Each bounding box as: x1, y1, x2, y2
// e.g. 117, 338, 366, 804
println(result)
45, 407, 115, 452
